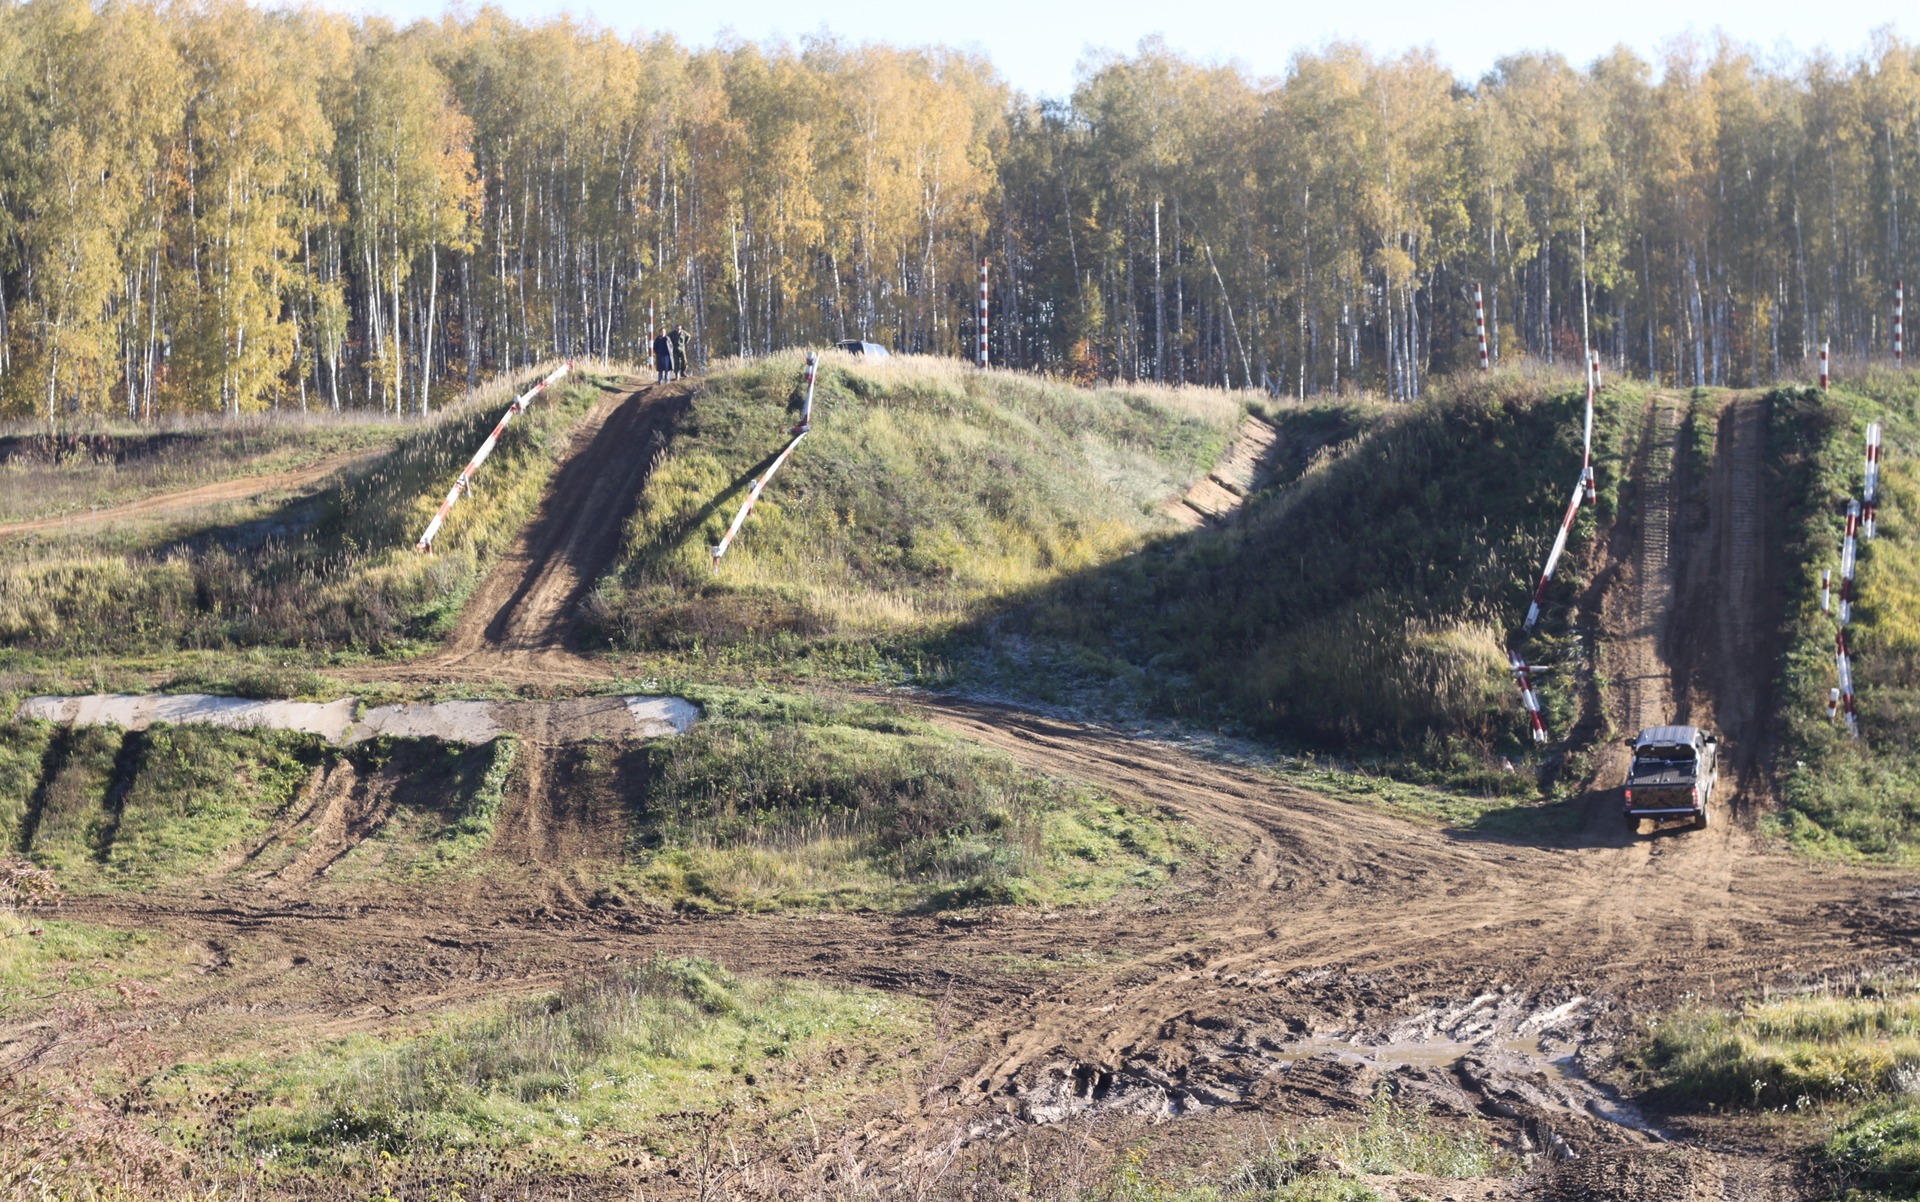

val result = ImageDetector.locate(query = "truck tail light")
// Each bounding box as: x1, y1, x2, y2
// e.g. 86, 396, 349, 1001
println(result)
1624, 788, 1632, 805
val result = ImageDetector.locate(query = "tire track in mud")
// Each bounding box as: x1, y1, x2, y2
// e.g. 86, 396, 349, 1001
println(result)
21, 380, 1911, 1200
436, 379, 688, 665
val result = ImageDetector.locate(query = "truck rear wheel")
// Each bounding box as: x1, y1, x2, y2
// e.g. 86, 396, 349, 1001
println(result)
1694, 806, 1710, 830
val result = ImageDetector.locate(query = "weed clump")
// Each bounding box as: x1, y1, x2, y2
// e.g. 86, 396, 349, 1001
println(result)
632, 693, 1198, 911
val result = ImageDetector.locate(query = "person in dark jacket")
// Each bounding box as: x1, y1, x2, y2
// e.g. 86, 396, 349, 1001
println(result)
670, 325, 689, 379
652, 329, 672, 383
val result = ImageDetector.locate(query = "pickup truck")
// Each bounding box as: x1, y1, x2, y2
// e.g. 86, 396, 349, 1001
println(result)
1622, 725, 1720, 829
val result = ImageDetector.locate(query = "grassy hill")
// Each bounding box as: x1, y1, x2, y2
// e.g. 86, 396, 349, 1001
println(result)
1769, 371, 1920, 861
587, 352, 1249, 676
957, 373, 1644, 758
0, 363, 598, 671
593, 356, 1635, 786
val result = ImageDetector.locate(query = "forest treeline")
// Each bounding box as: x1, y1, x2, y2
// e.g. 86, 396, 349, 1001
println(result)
1, 0, 1918, 420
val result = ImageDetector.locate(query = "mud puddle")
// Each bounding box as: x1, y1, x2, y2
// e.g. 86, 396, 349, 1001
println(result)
1000, 989, 1661, 1167
17, 692, 698, 744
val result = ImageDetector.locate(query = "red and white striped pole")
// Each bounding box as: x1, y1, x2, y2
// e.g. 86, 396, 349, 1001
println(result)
977, 259, 989, 368
415, 361, 572, 553
1475, 283, 1489, 371
1524, 473, 1589, 630
712, 430, 808, 567
1820, 340, 1830, 390
1865, 422, 1881, 540
1508, 651, 1549, 743
1837, 628, 1859, 739
1839, 499, 1860, 625
1897, 280, 1906, 367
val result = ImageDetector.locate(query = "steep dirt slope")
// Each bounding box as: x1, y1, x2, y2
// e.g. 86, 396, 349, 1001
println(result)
436, 378, 689, 667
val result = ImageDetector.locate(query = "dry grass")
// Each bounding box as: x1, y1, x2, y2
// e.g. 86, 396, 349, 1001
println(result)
0, 361, 602, 658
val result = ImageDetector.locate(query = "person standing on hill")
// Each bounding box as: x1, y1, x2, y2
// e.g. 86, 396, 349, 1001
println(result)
670, 324, 689, 380
652, 329, 672, 383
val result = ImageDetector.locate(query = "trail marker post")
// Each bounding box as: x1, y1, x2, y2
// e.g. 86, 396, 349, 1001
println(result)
1840, 499, 1860, 626
415, 361, 572, 553
1865, 422, 1881, 540
1475, 283, 1489, 371
1508, 651, 1549, 743
1820, 340, 1830, 391
794, 351, 819, 432
977, 259, 989, 368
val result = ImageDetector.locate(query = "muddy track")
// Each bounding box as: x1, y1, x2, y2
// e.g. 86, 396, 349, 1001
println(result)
424, 378, 688, 674
15, 381, 1915, 1199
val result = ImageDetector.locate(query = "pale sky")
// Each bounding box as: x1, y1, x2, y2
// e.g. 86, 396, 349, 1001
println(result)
353, 0, 1907, 97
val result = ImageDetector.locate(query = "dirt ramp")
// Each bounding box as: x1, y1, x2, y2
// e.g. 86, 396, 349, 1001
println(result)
446, 380, 688, 656
1674, 396, 1784, 785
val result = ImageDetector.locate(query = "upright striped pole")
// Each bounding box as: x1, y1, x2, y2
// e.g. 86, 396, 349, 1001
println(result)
1475, 283, 1489, 371
1839, 499, 1860, 625
1820, 340, 1830, 390
977, 259, 989, 368
794, 351, 819, 433
1865, 422, 1882, 540
1894, 279, 1905, 366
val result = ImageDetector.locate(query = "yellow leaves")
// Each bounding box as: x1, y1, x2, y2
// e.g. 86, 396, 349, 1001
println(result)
1371, 245, 1417, 289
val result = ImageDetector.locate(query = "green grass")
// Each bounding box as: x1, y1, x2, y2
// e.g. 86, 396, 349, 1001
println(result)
962, 369, 1648, 758
0, 361, 604, 660
628, 688, 1206, 912
1768, 371, 1920, 861
2, 724, 545, 894
5, 724, 323, 890
1633, 976, 1920, 1198
153, 956, 914, 1175
0, 910, 178, 1017
588, 351, 1245, 678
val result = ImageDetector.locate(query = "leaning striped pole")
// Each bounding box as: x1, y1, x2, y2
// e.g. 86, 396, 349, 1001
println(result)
1524, 473, 1589, 630
977, 259, 989, 368
1820, 340, 1831, 390
712, 430, 808, 567
1898, 281, 1906, 367
415, 361, 572, 552
1837, 628, 1859, 738
1865, 422, 1882, 540
1475, 283, 1489, 371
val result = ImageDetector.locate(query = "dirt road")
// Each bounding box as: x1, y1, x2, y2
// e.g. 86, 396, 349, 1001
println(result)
0, 447, 375, 541
13, 383, 1914, 1200
396, 378, 688, 682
